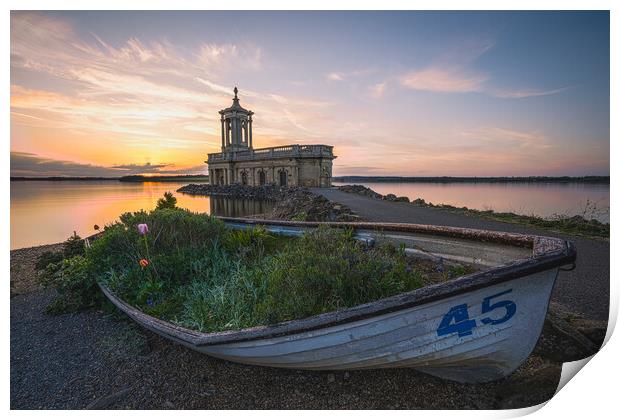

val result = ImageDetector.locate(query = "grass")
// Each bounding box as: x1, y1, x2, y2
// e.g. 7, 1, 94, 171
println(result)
37, 194, 474, 331
423, 200, 609, 240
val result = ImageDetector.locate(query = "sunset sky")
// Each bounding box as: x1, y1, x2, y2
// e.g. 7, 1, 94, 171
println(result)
10, 11, 609, 177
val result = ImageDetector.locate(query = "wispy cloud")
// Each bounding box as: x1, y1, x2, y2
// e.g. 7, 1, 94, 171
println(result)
197, 43, 262, 71
400, 65, 568, 99
401, 68, 487, 93
489, 87, 570, 99
458, 127, 551, 151
326, 69, 374, 82
398, 38, 567, 100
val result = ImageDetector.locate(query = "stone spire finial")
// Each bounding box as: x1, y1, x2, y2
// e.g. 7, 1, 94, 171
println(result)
234, 86, 238, 99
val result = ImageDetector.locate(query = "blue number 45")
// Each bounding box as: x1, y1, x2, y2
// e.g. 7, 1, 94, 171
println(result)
437, 289, 516, 337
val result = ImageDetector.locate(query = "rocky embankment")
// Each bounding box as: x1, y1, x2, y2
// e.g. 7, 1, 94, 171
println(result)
178, 184, 359, 222
336, 184, 426, 205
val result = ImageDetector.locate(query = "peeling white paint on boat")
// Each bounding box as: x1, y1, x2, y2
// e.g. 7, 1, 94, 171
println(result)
197, 269, 556, 383
97, 219, 576, 383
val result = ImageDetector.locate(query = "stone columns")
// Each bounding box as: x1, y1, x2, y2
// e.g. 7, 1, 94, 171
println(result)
249, 117, 253, 148
230, 119, 235, 147
225, 120, 230, 147
220, 117, 225, 149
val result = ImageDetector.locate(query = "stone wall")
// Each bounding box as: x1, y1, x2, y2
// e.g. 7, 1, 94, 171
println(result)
209, 157, 331, 187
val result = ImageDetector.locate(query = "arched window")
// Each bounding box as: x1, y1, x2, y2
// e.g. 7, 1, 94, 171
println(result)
258, 170, 266, 186
241, 171, 248, 185
279, 169, 288, 187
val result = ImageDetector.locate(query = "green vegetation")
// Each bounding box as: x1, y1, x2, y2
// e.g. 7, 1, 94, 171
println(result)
423, 201, 609, 239
37, 194, 472, 330
156, 191, 177, 210
36, 233, 94, 313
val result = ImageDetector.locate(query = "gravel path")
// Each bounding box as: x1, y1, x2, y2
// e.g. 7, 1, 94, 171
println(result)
311, 188, 610, 321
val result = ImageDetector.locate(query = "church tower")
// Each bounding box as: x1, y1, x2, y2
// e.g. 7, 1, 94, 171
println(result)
208, 86, 335, 187
218, 87, 254, 152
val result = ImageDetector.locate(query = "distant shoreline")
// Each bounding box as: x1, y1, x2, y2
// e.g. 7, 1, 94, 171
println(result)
10, 175, 609, 184
332, 176, 610, 184
10, 175, 210, 183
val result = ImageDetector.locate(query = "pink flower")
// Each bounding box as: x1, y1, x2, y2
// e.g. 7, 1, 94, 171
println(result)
137, 223, 149, 235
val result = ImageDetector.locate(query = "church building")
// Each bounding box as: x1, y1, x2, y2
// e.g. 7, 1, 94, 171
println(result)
207, 88, 335, 187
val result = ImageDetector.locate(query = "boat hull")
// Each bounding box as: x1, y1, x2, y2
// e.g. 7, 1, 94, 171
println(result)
96, 219, 574, 383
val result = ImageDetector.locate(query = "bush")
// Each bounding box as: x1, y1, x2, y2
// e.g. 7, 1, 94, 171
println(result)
63, 232, 86, 258
40, 255, 98, 314
156, 191, 177, 210
35, 232, 85, 271
37, 232, 92, 312
35, 250, 65, 271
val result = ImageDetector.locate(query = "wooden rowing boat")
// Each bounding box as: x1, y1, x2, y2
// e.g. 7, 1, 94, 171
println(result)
98, 218, 576, 383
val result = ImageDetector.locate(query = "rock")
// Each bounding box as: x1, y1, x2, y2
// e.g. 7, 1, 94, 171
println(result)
394, 196, 410, 202
336, 184, 383, 199
571, 318, 608, 347
86, 387, 132, 409
177, 184, 360, 222
343, 372, 350, 380
533, 302, 604, 362
495, 364, 561, 409
411, 198, 426, 206
327, 373, 335, 383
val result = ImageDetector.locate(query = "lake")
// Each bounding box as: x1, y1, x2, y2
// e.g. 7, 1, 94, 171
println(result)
333, 181, 609, 223
10, 181, 273, 250
10, 180, 609, 250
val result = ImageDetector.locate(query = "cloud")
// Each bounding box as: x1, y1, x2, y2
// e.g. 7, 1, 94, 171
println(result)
10, 151, 205, 177
327, 72, 344, 81
398, 39, 567, 99
109, 162, 170, 171
326, 69, 374, 82
197, 43, 262, 71
369, 82, 387, 98
400, 66, 569, 100
457, 126, 552, 152
489, 87, 570, 99
401, 67, 487, 93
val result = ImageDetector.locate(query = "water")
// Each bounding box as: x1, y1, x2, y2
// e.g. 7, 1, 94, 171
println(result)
333, 182, 609, 223
11, 180, 609, 250
10, 181, 273, 250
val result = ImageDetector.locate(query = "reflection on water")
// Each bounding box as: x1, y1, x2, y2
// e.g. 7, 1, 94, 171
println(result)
209, 196, 273, 218
10, 181, 272, 250
334, 182, 610, 223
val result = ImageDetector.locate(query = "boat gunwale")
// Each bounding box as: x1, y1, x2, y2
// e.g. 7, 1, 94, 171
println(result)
96, 218, 576, 347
